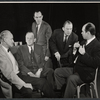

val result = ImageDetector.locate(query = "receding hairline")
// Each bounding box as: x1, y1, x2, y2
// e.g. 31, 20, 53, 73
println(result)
0, 30, 12, 39
26, 32, 34, 37
34, 11, 42, 16
63, 20, 73, 27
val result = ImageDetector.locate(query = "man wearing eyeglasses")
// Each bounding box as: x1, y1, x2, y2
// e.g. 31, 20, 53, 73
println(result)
32, 11, 52, 69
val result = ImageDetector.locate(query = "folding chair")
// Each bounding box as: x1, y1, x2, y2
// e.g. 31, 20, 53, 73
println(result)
77, 68, 99, 98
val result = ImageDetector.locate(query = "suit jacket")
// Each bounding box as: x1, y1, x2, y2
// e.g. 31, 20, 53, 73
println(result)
74, 38, 100, 83
16, 44, 44, 75
0, 44, 25, 89
50, 29, 78, 56
32, 21, 52, 57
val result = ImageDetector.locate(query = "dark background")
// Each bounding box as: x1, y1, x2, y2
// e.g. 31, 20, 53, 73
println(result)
0, 3, 100, 43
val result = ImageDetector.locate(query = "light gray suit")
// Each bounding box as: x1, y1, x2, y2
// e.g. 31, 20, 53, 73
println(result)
0, 44, 25, 90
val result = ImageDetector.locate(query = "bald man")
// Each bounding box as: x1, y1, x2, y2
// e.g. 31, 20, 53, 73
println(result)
16, 32, 56, 98
0, 30, 33, 98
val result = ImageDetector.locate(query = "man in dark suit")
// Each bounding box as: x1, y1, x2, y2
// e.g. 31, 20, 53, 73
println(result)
16, 32, 56, 98
55, 22, 100, 98
50, 20, 78, 69
32, 11, 52, 69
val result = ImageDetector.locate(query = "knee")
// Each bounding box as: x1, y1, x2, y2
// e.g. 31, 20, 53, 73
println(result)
54, 68, 61, 75
67, 75, 75, 83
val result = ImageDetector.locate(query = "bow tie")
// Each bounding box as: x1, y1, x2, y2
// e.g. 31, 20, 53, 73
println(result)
7, 49, 10, 52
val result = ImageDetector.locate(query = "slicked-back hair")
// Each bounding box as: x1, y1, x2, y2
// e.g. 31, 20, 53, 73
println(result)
85, 22, 96, 35
63, 20, 73, 27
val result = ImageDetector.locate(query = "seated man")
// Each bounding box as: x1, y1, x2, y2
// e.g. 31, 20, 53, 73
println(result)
0, 30, 56, 98
15, 32, 56, 97
0, 30, 33, 98
54, 22, 100, 98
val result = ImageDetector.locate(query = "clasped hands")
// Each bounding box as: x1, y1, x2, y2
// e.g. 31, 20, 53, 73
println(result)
74, 41, 86, 55
28, 68, 43, 78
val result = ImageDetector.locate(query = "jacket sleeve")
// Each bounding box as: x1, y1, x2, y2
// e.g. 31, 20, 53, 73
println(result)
0, 54, 25, 90
79, 44, 100, 69
16, 47, 31, 74
45, 24, 52, 57
49, 30, 59, 54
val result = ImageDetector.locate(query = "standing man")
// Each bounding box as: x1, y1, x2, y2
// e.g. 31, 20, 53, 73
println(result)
50, 20, 78, 69
16, 32, 56, 97
32, 11, 52, 68
0, 30, 33, 98
55, 22, 100, 98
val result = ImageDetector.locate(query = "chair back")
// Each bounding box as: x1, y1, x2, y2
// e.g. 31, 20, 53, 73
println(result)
93, 68, 98, 84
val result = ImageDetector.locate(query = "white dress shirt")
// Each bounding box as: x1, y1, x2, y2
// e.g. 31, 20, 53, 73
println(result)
28, 45, 34, 53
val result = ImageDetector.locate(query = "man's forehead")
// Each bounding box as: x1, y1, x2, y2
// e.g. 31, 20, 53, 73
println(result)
35, 12, 42, 16
82, 25, 86, 31
26, 33, 34, 37
5, 32, 13, 38
64, 24, 73, 28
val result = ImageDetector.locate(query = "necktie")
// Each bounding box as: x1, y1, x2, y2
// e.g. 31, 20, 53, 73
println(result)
63, 35, 68, 48
36, 25, 38, 34
30, 47, 33, 62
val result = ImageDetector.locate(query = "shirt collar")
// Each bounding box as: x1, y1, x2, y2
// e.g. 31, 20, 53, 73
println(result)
2, 45, 9, 52
86, 36, 96, 45
27, 45, 34, 52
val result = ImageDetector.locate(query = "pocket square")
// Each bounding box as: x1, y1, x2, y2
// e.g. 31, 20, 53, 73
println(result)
69, 45, 72, 47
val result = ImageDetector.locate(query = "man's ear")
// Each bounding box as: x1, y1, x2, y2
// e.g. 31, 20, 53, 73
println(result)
87, 31, 90, 35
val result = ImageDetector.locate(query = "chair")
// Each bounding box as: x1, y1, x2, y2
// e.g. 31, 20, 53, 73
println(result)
77, 68, 99, 98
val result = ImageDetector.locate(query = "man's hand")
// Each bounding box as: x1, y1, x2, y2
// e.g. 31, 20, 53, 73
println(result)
74, 41, 80, 49
44, 56, 49, 61
24, 83, 33, 90
28, 72, 38, 78
54, 52, 61, 61
79, 45, 86, 55
35, 68, 43, 78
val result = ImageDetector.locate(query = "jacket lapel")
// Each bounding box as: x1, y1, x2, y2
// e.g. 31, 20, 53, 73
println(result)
0, 45, 13, 67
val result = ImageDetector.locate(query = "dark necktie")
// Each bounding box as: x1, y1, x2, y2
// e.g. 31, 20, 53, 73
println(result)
36, 25, 38, 34
30, 47, 34, 62
63, 35, 68, 48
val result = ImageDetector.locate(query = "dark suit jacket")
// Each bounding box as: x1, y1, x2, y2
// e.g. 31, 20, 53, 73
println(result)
32, 21, 52, 57
16, 44, 44, 75
49, 29, 78, 67
74, 38, 100, 83
50, 29, 78, 55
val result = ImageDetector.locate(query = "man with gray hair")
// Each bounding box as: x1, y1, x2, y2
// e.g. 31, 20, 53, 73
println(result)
0, 30, 33, 98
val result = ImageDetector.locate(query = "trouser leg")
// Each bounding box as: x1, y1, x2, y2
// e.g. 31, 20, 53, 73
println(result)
41, 68, 55, 89
12, 85, 32, 98
18, 73, 56, 98
64, 74, 83, 98
54, 67, 73, 89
